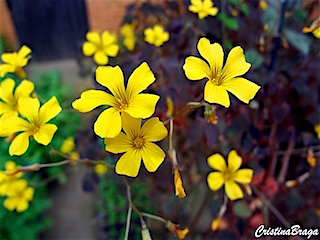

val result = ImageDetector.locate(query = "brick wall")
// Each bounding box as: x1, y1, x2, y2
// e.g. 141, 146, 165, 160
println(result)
0, 0, 18, 46
85, 0, 136, 33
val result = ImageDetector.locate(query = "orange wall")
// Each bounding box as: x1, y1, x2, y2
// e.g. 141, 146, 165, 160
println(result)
0, 0, 18, 45
86, 0, 136, 33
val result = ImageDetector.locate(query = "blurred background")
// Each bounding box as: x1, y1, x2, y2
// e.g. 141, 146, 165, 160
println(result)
0, 0, 319, 239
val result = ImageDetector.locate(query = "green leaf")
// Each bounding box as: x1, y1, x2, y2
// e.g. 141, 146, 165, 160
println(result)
218, 13, 239, 30
233, 201, 252, 218
284, 29, 311, 55
245, 49, 264, 69
240, 4, 249, 15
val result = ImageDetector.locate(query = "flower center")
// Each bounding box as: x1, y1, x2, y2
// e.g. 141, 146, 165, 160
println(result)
222, 171, 233, 181
116, 98, 128, 111
210, 72, 222, 86
132, 137, 145, 150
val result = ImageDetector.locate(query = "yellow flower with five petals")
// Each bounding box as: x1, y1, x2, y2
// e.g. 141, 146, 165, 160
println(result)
72, 62, 160, 138
0, 45, 31, 77
183, 38, 261, 107
82, 31, 119, 65
144, 25, 169, 47
104, 113, 167, 177
207, 150, 253, 200
0, 78, 34, 119
188, 0, 219, 20
3, 97, 62, 156
3, 179, 34, 212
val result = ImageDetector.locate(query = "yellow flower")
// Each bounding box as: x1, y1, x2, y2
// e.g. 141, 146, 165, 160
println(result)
3, 179, 34, 212
0, 161, 22, 196
121, 23, 136, 51
104, 113, 167, 177
0, 78, 34, 119
207, 150, 253, 200
183, 38, 261, 107
60, 136, 75, 154
94, 163, 108, 175
173, 169, 186, 198
188, 0, 219, 20
72, 62, 160, 138
144, 25, 169, 47
82, 31, 119, 65
3, 97, 62, 156
0, 46, 31, 77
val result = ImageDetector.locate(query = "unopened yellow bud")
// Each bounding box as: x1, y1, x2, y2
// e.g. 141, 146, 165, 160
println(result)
176, 228, 189, 239
285, 180, 297, 188
173, 169, 186, 199
141, 223, 152, 240
204, 104, 218, 124
94, 163, 107, 175
166, 96, 174, 117
211, 217, 227, 231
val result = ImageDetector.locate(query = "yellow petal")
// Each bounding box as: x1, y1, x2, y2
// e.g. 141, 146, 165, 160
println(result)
104, 44, 119, 57
209, 7, 219, 16
33, 123, 58, 145
14, 80, 34, 98
227, 150, 242, 173
105, 132, 131, 153
3, 198, 17, 211
39, 96, 62, 124
141, 142, 165, 172
1, 53, 17, 65
197, 38, 224, 76
96, 66, 126, 99
86, 31, 101, 45
17, 45, 31, 66
188, 5, 199, 13
72, 90, 116, 112
9, 132, 31, 156
222, 77, 261, 104
225, 180, 243, 200
94, 107, 122, 138
0, 78, 15, 103
16, 200, 29, 212
23, 187, 34, 200
94, 50, 108, 65
18, 97, 40, 122
191, 0, 202, 7
121, 112, 141, 139
204, 81, 230, 107
126, 62, 155, 98
140, 117, 168, 142
183, 56, 211, 80
173, 169, 186, 198
115, 149, 142, 177
18, 45, 31, 58
102, 31, 116, 45
233, 169, 253, 183
207, 153, 227, 171
207, 172, 224, 190
82, 42, 97, 56
221, 46, 251, 81
0, 116, 30, 135
125, 93, 159, 118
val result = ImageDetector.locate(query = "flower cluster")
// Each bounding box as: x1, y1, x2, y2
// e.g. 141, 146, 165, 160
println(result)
0, 47, 62, 156
72, 63, 168, 177
0, 161, 34, 212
